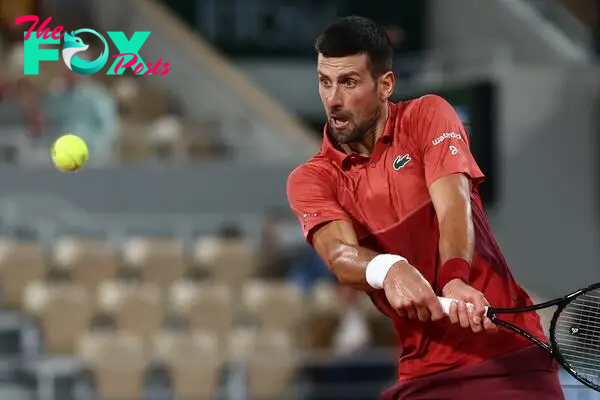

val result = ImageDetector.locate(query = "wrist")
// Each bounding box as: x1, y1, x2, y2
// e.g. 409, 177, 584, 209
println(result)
441, 278, 466, 294
366, 254, 407, 289
438, 258, 471, 291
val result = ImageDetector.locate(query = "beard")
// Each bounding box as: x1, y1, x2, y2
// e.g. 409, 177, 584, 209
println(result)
327, 105, 382, 145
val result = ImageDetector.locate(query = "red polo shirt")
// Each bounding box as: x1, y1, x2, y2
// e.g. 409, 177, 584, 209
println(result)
287, 95, 546, 381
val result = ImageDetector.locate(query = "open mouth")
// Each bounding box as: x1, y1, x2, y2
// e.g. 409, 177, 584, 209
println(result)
331, 116, 350, 130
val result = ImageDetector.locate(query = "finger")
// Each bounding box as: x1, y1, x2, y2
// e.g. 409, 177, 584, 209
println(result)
391, 298, 408, 317
415, 303, 431, 322
457, 300, 470, 328
469, 295, 487, 326
448, 301, 459, 324
471, 304, 484, 326
483, 317, 499, 333
427, 296, 445, 321
406, 304, 418, 320
468, 308, 482, 333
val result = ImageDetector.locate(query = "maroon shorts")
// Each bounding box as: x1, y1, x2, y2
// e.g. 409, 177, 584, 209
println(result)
381, 345, 565, 400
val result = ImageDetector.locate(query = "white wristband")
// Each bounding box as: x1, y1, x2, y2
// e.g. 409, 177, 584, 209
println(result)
366, 254, 407, 289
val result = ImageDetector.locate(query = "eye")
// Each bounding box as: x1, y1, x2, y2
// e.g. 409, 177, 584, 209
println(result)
343, 79, 357, 88
319, 77, 331, 87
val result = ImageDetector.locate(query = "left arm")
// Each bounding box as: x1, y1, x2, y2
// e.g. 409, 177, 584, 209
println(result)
429, 173, 474, 265
413, 95, 496, 332
430, 175, 497, 333
413, 95, 483, 287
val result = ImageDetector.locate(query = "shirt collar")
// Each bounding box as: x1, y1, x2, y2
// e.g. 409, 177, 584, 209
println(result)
322, 102, 396, 169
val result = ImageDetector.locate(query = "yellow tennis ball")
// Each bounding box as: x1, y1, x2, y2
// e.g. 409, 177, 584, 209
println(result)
51, 134, 89, 172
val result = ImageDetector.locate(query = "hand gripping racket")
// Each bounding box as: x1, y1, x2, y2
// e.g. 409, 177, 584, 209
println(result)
438, 283, 600, 392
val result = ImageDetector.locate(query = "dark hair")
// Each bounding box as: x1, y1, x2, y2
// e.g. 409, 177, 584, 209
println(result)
315, 16, 393, 77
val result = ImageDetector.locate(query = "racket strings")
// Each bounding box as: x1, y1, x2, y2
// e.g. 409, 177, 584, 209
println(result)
554, 289, 600, 389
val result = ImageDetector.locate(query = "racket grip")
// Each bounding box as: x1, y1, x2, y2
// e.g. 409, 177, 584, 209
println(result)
437, 296, 488, 315
437, 297, 455, 314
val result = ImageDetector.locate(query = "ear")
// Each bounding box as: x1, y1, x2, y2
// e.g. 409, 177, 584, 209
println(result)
378, 71, 395, 101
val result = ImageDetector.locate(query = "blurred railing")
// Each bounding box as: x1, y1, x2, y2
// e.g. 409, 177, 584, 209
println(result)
0, 194, 268, 245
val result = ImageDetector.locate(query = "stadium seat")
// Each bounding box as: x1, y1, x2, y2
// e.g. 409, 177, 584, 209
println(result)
228, 328, 298, 399
193, 236, 259, 288
154, 330, 223, 399
97, 281, 164, 350
367, 314, 398, 348
78, 331, 146, 399
52, 237, 119, 291
185, 132, 217, 160
119, 84, 171, 122
241, 280, 305, 333
0, 239, 46, 308
23, 281, 91, 354
122, 237, 187, 291
169, 281, 234, 348
312, 282, 343, 313
228, 326, 259, 362
181, 121, 225, 160
356, 291, 397, 348
108, 76, 139, 111
304, 282, 343, 350
147, 115, 185, 161
116, 122, 153, 163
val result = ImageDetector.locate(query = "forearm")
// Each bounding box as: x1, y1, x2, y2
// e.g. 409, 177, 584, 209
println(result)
325, 243, 381, 292
436, 202, 475, 291
311, 220, 407, 293
438, 204, 474, 264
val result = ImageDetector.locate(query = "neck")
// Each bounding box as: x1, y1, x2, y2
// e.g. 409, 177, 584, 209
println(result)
344, 103, 389, 157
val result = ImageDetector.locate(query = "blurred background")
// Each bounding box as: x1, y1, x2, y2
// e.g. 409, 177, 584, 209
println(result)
0, 0, 598, 399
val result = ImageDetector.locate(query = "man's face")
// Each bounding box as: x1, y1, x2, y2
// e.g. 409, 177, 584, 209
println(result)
317, 53, 391, 144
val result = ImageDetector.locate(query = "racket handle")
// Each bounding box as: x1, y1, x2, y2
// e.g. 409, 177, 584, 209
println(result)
437, 296, 488, 315
437, 297, 456, 314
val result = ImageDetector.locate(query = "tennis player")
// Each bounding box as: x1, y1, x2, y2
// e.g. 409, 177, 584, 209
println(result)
287, 16, 565, 399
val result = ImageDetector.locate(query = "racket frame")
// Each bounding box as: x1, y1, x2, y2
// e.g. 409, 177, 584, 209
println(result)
486, 283, 600, 392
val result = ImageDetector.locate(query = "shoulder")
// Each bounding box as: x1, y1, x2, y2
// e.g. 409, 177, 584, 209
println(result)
287, 155, 342, 202
402, 94, 454, 121
288, 156, 338, 188
396, 95, 459, 144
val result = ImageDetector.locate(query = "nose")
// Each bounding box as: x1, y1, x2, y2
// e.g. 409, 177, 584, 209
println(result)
325, 84, 343, 111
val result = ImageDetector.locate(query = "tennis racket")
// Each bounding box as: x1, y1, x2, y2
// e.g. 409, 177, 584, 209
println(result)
438, 282, 600, 392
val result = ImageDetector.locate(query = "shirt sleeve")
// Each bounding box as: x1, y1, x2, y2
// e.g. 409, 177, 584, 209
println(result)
286, 164, 349, 245
412, 95, 485, 188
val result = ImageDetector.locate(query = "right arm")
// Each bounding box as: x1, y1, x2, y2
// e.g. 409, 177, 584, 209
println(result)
287, 165, 445, 321
311, 219, 379, 292
286, 165, 379, 291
